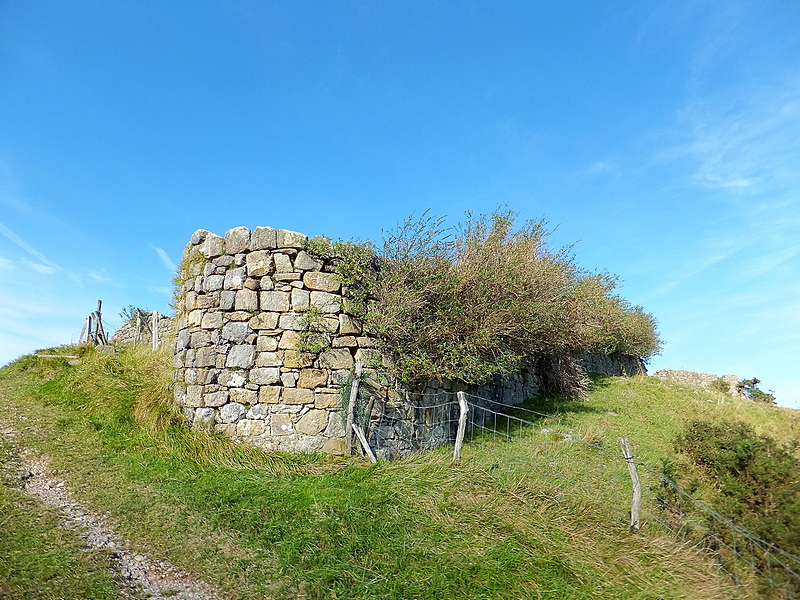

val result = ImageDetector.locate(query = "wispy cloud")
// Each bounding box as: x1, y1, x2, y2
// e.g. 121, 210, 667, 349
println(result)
0, 220, 57, 268
0, 257, 13, 271
29, 262, 57, 275
151, 245, 177, 272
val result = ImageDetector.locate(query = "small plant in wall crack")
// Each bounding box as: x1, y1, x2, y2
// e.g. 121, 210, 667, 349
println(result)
295, 305, 330, 355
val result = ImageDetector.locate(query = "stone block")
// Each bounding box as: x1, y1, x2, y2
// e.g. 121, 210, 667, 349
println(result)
278, 330, 301, 349
226, 345, 255, 369
188, 309, 204, 327
323, 412, 345, 437
280, 372, 297, 387
298, 368, 327, 389
190, 229, 209, 245
321, 438, 347, 455
246, 250, 274, 278
250, 367, 281, 385
303, 272, 341, 293
244, 277, 259, 290
190, 331, 212, 348
258, 386, 282, 404
355, 348, 382, 366
274, 253, 293, 273
310, 291, 341, 314
229, 388, 258, 405
195, 347, 217, 368
249, 226, 277, 250
201, 234, 225, 258
260, 276, 274, 291
296, 410, 328, 435
338, 314, 361, 335
217, 370, 246, 388
222, 321, 251, 344
277, 229, 307, 249
237, 419, 266, 436
356, 336, 379, 348
200, 311, 223, 330
225, 226, 251, 254
193, 408, 216, 432
246, 404, 270, 419
186, 385, 203, 407
319, 348, 354, 370
218, 402, 247, 423
204, 390, 229, 407
223, 267, 246, 290
249, 312, 279, 330
235, 289, 258, 311
255, 351, 281, 367
293, 251, 323, 271
278, 313, 305, 331
204, 275, 224, 292
314, 392, 341, 410
282, 350, 314, 368
271, 413, 294, 435
332, 336, 358, 348
220, 290, 236, 310
176, 328, 190, 350
256, 335, 279, 352
260, 290, 290, 312
282, 388, 313, 405
195, 295, 215, 310
291, 288, 310, 311
275, 272, 301, 282
213, 254, 234, 267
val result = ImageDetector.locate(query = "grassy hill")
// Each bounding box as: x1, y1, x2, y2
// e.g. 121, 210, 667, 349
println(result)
1, 345, 798, 599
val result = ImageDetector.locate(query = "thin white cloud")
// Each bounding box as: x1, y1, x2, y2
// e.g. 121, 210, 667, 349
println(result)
0, 220, 60, 271
0, 257, 13, 270
151, 245, 177, 272
29, 262, 57, 275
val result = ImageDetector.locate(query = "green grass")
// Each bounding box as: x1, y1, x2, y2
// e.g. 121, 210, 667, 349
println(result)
3, 347, 792, 599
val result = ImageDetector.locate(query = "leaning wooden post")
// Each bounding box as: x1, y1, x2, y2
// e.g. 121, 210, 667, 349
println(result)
453, 391, 470, 463
151, 311, 159, 350
345, 362, 363, 454
352, 424, 377, 463
619, 437, 642, 531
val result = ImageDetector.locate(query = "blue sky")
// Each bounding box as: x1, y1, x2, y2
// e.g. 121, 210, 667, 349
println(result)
2, 1, 799, 408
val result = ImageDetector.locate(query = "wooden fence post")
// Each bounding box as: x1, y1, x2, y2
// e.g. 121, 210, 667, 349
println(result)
352, 424, 377, 463
618, 437, 642, 531
345, 362, 363, 454
151, 311, 159, 350
453, 391, 469, 463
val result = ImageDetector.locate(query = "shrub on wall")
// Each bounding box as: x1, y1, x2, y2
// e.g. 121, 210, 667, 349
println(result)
329, 208, 661, 393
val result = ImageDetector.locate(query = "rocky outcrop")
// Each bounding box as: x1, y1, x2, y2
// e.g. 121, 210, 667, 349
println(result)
653, 369, 745, 397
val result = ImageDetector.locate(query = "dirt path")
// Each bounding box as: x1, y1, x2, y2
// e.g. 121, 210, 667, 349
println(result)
1, 423, 223, 600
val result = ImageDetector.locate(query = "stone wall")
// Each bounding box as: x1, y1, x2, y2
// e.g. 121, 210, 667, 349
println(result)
653, 369, 744, 397
172, 226, 649, 457
111, 313, 174, 346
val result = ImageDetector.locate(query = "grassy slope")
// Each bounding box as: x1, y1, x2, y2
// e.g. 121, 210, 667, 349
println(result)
1, 346, 795, 600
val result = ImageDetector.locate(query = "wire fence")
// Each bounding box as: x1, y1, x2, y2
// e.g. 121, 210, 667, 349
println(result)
359, 388, 800, 599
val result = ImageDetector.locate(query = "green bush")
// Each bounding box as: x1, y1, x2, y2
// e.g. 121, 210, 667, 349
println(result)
327, 209, 661, 391
736, 378, 777, 404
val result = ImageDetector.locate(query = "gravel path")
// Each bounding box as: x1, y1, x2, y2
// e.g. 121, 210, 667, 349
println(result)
1, 424, 223, 600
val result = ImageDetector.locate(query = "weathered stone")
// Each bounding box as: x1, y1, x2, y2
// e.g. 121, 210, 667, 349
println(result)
256, 334, 279, 351
226, 345, 255, 369
229, 388, 258, 405
191, 229, 210, 246
204, 390, 229, 407
324, 412, 346, 438
314, 392, 341, 410
260, 277, 274, 291
282, 388, 313, 405
201, 234, 225, 258
260, 290, 290, 312
213, 254, 234, 267
258, 386, 282, 404
190, 331, 213, 348
225, 227, 251, 255
278, 313, 305, 331
282, 350, 314, 368
271, 413, 294, 435
246, 404, 270, 419
234, 289, 258, 311
277, 229, 307, 249
296, 410, 327, 435
223, 267, 246, 290
356, 336, 379, 348
188, 310, 203, 327
176, 328, 190, 350
303, 272, 341, 293
255, 351, 281, 367
218, 402, 247, 423
246, 250, 274, 278
339, 314, 362, 335
293, 251, 323, 271
310, 291, 340, 314
249, 226, 277, 250
195, 295, 216, 310
355, 348, 381, 366
220, 290, 236, 310
332, 336, 358, 348
193, 408, 216, 432
186, 385, 203, 407
278, 330, 301, 349
274, 253, 293, 273
200, 312, 223, 329
221, 321, 250, 344
298, 368, 327, 389
319, 348, 354, 370
274, 272, 301, 282
248, 312, 278, 330
250, 367, 281, 385
217, 370, 246, 388
291, 288, 310, 311
321, 437, 347, 455
244, 277, 260, 290
195, 347, 217, 368
237, 419, 266, 436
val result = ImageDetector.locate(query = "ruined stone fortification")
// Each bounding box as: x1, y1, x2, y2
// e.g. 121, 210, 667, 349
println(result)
653, 369, 745, 397
171, 226, 647, 457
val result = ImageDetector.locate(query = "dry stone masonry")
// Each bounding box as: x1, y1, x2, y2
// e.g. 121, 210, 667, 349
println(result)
173, 226, 649, 458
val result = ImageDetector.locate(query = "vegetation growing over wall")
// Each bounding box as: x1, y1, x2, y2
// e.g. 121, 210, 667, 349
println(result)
328, 209, 661, 390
